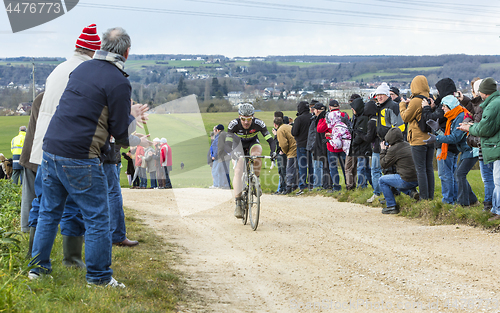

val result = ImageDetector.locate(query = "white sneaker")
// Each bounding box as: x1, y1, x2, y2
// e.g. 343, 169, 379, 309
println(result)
367, 194, 379, 203
28, 271, 40, 280
87, 277, 126, 288
106, 277, 126, 288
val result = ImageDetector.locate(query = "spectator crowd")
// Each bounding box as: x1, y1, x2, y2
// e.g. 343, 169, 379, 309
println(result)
269, 76, 500, 218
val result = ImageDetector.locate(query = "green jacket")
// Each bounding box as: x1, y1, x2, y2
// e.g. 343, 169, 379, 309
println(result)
469, 90, 500, 164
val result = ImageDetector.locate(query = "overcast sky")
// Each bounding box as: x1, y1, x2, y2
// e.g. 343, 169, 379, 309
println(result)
1, 0, 500, 59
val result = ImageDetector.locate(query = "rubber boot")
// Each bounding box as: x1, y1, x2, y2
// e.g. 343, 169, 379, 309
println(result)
62, 235, 86, 269
26, 227, 36, 259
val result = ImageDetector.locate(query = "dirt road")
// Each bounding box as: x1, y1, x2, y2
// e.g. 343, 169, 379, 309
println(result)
122, 188, 500, 312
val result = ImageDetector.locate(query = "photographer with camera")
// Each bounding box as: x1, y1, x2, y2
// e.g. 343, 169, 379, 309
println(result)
379, 128, 419, 214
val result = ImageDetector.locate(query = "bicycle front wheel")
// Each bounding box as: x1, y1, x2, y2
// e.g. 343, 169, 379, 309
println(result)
248, 174, 261, 231
241, 192, 248, 225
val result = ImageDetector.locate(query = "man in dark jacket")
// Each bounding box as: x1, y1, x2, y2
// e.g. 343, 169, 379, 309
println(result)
312, 103, 332, 190
29, 27, 150, 287
379, 128, 419, 214
291, 101, 312, 194
350, 98, 372, 189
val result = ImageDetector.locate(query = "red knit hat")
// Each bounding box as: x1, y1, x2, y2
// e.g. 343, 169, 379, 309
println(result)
75, 24, 101, 51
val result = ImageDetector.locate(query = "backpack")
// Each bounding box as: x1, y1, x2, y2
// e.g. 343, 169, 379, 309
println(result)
329, 122, 352, 154
326, 111, 352, 154
414, 95, 432, 133
376, 107, 405, 140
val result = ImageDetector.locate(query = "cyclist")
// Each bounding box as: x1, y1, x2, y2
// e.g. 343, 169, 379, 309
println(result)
226, 103, 276, 218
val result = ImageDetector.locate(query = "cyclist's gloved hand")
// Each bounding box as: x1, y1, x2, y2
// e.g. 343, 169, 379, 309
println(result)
270, 151, 277, 160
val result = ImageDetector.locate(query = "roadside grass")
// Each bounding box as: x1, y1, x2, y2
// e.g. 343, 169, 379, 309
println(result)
0, 180, 187, 313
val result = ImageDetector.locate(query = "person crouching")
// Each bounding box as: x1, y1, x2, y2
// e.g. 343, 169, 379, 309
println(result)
379, 128, 419, 214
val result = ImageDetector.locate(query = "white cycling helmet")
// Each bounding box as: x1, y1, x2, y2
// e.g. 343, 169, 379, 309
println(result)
238, 103, 255, 116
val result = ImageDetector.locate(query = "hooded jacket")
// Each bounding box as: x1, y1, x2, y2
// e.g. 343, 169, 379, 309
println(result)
313, 110, 328, 159
380, 128, 418, 183
291, 101, 312, 148
358, 100, 380, 153
350, 98, 371, 157
469, 90, 500, 164
399, 75, 431, 146
277, 124, 297, 158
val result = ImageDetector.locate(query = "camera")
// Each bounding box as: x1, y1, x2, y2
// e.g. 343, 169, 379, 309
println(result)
454, 91, 461, 98
427, 98, 432, 105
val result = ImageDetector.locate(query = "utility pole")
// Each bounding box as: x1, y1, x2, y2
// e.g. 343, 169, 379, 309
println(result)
31, 58, 35, 102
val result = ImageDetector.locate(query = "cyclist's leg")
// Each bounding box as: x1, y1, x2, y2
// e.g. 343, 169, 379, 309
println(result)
249, 143, 263, 177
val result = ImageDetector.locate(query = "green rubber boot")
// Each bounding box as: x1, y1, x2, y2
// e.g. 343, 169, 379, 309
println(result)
62, 235, 86, 269
26, 227, 36, 259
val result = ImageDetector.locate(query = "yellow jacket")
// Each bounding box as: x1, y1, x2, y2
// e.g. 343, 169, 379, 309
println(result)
11, 131, 26, 156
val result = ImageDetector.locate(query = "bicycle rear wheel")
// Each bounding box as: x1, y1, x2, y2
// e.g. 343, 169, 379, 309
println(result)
248, 174, 261, 231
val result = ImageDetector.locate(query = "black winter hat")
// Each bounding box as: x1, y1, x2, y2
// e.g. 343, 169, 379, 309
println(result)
390, 86, 400, 96
329, 99, 340, 107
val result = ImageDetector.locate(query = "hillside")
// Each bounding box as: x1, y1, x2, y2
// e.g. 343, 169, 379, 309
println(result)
1, 54, 500, 111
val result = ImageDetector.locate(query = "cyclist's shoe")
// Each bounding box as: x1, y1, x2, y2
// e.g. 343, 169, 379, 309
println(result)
234, 198, 244, 219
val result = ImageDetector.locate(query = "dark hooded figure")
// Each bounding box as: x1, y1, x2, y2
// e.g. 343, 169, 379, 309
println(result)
359, 100, 382, 201
291, 101, 313, 192
350, 98, 371, 157
379, 128, 419, 214
349, 98, 372, 189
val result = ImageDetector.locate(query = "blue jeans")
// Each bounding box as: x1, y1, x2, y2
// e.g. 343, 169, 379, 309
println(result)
211, 160, 221, 187
30, 152, 113, 284
492, 161, 500, 215
137, 167, 147, 188
455, 157, 478, 206
480, 160, 494, 204
29, 168, 85, 237
379, 174, 418, 208
286, 157, 298, 192
357, 156, 371, 189
150, 171, 157, 188
297, 147, 312, 190
437, 148, 458, 204
327, 151, 346, 191
371, 153, 382, 196
313, 159, 323, 188
104, 163, 126, 243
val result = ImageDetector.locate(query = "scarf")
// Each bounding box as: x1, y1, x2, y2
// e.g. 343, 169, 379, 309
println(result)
437, 106, 471, 160
93, 50, 129, 77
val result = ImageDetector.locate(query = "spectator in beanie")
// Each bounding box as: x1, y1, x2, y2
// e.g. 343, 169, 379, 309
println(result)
458, 78, 500, 220
425, 95, 477, 206
460, 78, 493, 212
390, 86, 402, 104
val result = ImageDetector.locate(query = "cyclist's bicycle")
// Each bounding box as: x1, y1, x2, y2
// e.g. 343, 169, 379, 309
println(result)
239, 155, 272, 231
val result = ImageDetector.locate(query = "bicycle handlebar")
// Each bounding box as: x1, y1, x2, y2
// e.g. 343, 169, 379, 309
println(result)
238, 155, 273, 159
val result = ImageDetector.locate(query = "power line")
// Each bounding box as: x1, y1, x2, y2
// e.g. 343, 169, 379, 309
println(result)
73, 2, 499, 35
184, 0, 498, 28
